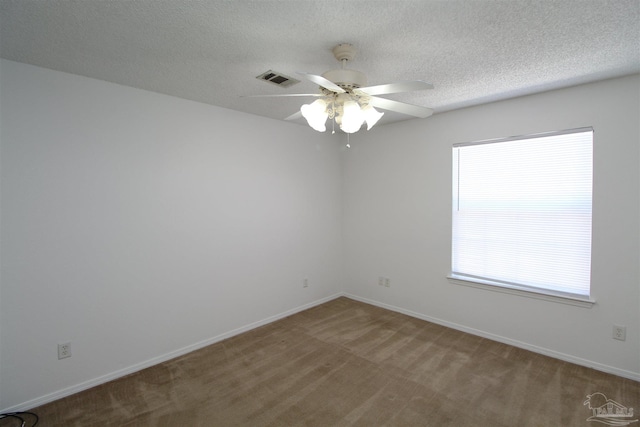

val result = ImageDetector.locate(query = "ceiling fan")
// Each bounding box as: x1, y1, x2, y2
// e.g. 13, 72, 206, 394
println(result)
250, 44, 434, 134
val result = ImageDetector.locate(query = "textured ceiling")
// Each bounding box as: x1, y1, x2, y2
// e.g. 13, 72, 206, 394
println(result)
1, 0, 639, 128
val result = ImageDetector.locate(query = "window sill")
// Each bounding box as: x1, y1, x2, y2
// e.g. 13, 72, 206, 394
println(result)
447, 274, 596, 308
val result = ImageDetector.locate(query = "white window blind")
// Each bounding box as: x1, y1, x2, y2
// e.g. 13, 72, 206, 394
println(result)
451, 128, 593, 297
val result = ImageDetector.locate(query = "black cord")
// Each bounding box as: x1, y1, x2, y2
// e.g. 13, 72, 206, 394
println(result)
0, 414, 24, 427
0, 411, 39, 427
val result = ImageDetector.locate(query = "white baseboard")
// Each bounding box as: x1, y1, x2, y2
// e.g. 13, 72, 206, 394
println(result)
343, 293, 640, 382
2, 293, 344, 413
7, 291, 637, 413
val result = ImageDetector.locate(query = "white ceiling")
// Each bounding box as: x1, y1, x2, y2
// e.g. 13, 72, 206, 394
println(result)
1, 0, 639, 128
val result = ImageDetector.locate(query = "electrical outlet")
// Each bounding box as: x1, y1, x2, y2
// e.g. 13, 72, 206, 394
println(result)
613, 325, 626, 341
378, 277, 384, 286
58, 342, 72, 359
303, 278, 309, 288
384, 278, 391, 287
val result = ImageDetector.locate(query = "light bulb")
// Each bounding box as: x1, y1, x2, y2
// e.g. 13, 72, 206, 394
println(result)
362, 105, 384, 130
301, 99, 329, 132
339, 100, 365, 133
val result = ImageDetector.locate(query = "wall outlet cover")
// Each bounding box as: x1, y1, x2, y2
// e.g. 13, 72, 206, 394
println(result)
58, 342, 72, 359
613, 325, 626, 341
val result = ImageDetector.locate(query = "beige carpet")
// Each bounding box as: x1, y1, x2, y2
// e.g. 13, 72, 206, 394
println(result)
19, 297, 640, 426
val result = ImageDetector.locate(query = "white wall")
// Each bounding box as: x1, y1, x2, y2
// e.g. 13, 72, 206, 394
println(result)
2, 59, 638, 412
0, 59, 343, 411
343, 74, 640, 379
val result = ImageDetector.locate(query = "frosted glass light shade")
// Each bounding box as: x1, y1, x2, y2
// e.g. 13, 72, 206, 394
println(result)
340, 100, 365, 133
301, 99, 329, 132
362, 105, 384, 130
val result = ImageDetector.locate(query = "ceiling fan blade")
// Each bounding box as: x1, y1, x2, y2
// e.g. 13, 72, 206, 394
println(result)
368, 96, 433, 118
356, 81, 434, 96
241, 93, 322, 98
297, 72, 346, 93
284, 111, 303, 121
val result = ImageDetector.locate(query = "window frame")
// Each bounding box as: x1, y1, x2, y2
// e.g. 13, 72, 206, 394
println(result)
448, 127, 596, 308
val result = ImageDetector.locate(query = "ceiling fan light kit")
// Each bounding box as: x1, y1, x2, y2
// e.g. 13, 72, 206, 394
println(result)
252, 43, 434, 134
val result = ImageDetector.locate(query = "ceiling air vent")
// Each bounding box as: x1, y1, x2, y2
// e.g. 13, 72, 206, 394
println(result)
256, 70, 300, 88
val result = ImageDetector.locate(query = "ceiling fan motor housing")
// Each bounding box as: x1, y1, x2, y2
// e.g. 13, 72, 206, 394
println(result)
321, 44, 367, 89
322, 69, 368, 89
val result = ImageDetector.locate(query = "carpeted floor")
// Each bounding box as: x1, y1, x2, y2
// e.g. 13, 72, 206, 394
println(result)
15, 297, 640, 426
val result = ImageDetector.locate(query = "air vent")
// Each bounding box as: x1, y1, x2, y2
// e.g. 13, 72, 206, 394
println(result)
256, 70, 300, 88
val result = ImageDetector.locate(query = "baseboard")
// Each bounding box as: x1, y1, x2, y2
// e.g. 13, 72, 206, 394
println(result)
343, 293, 640, 382
2, 293, 344, 413
8, 291, 635, 412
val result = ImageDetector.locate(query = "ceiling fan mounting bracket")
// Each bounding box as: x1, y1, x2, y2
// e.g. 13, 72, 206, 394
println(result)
332, 43, 356, 62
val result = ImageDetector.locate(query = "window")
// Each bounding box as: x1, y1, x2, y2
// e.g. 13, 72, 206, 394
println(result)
450, 128, 593, 304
